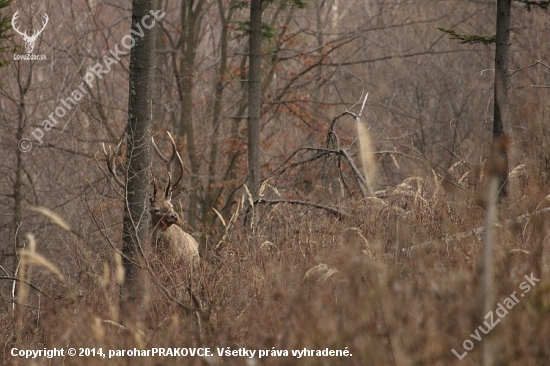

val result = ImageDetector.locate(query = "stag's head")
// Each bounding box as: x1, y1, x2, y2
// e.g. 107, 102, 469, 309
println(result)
11, 11, 49, 54
150, 132, 184, 230
150, 177, 181, 230
102, 132, 185, 231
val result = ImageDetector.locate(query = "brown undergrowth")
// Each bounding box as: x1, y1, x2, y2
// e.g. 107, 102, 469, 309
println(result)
1, 162, 549, 366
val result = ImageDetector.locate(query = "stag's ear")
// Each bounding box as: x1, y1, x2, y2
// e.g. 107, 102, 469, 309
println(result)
150, 178, 157, 204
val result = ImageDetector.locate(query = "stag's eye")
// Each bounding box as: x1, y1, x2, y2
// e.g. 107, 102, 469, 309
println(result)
154, 208, 160, 213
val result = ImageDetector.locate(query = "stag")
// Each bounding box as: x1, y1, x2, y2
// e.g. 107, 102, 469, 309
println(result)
102, 132, 200, 270
12, 11, 49, 54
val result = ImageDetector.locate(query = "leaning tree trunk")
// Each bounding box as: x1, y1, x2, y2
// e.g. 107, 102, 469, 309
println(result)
121, 0, 155, 322
247, 0, 263, 228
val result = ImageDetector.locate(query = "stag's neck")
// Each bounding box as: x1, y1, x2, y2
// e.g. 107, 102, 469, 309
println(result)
151, 219, 170, 231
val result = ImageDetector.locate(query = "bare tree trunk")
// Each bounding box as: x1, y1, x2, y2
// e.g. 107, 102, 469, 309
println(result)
121, 0, 156, 323
12, 81, 28, 275
173, 1, 204, 230
220, 52, 249, 220
2, 1, 19, 273
247, 0, 263, 228
482, 1, 511, 359
10, 62, 33, 276
312, 0, 323, 112
202, 0, 234, 228
493, 0, 510, 197
153, 0, 164, 123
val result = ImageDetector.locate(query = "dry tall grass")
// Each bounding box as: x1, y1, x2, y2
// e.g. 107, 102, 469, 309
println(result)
1, 159, 550, 366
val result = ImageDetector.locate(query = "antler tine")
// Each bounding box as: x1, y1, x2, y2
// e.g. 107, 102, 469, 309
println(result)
152, 135, 171, 163
151, 178, 157, 204
164, 172, 172, 199
32, 14, 48, 37
102, 140, 125, 189
11, 12, 27, 37
166, 132, 184, 192
152, 132, 184, 193
42, 14, 49, 27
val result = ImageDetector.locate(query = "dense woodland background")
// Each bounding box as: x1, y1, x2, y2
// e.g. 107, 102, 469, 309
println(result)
1, 0, 550, 365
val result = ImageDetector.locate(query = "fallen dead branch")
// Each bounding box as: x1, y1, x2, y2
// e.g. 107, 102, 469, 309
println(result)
255, 198, 349, 219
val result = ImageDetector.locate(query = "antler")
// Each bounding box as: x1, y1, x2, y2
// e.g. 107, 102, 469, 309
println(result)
11, 12, 28, 38
152, 132, 184, 198
31, 14, 48, 40
102, 139, 126, 189
151, 178, 158, 204
11, 12, 48, 40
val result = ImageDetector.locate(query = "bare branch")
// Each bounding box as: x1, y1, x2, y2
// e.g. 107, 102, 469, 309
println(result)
0, 276, 55, 303
102, 140, 125, 189
510, 60, 550, 76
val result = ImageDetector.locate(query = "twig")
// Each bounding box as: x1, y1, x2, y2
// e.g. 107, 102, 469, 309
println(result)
510, 60, 550, 77
510, 60, 541, 76
358, 92, 369, 117
0, 276, 55, 304
341, 149, 369, 197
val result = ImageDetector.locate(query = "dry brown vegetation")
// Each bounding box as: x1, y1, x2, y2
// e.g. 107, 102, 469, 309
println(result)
2, 161, 550, 366
2, 0, 550, 365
